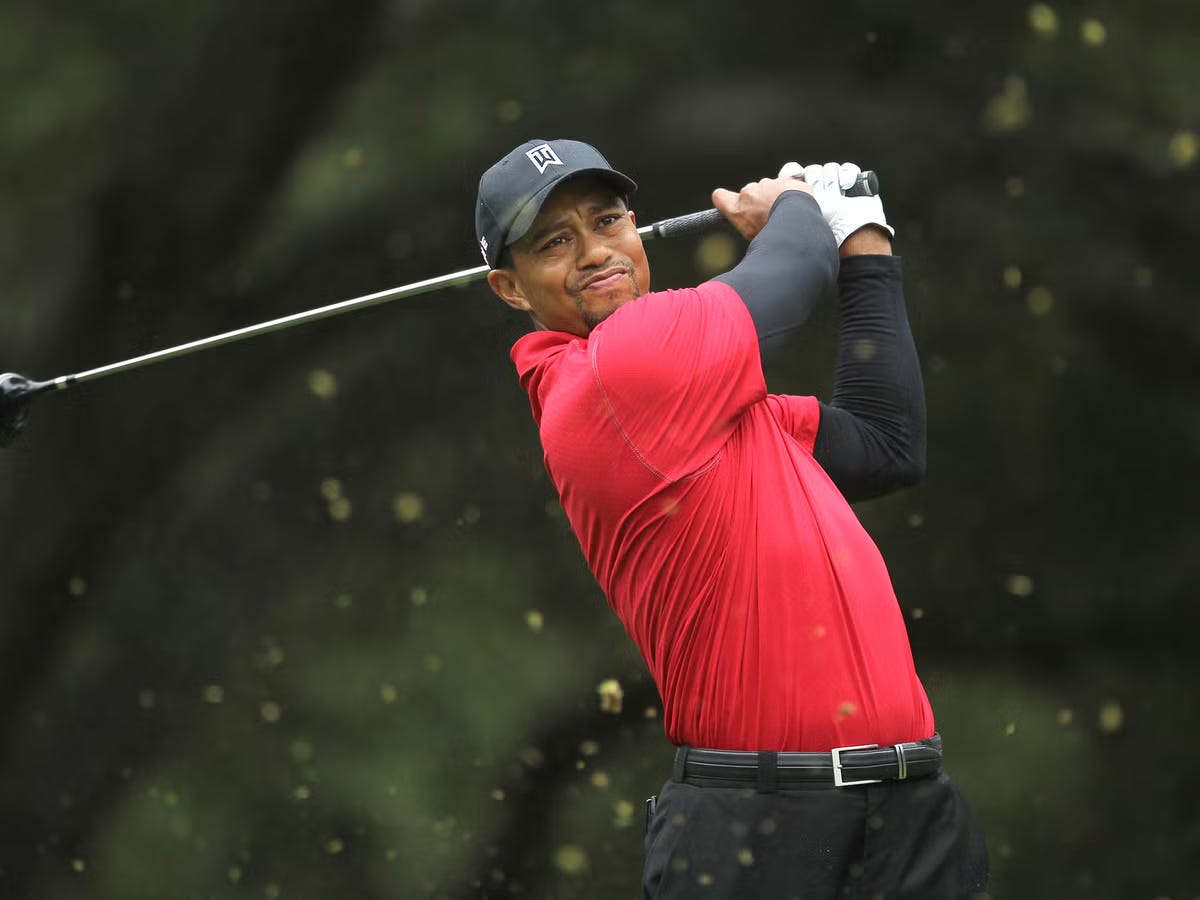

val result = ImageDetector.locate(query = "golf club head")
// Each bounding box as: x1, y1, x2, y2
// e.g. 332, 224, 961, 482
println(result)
0, 372, 38, 448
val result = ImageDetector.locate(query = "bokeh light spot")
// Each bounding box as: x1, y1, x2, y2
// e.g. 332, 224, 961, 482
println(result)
1026, 286, 1054, 316
554, 844, 589, 875
307, 369, 338, 399
597, 679, 624, 714
1028, 4, 1059, 37
1005, 574, 1035, 597
1098, 701, 1124, 733
1167, 131, 1197, 168
1080, 18, 1107, 45
392, 492, 426, 523
695, 233, 738, 276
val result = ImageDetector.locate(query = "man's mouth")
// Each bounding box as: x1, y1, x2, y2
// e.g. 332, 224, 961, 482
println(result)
581, 267, 628, 292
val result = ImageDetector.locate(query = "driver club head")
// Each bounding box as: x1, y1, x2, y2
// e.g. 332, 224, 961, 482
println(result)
0, 372, 42, 448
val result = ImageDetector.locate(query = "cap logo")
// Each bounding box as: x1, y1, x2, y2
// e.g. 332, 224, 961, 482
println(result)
526, 143, 563, 175
478, 235, 489, 263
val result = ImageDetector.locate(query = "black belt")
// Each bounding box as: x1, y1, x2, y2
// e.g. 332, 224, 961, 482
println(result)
672, 735, 942, 789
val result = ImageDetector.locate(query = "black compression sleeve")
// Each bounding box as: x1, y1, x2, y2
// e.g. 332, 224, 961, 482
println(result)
812, 255, 927, 502
714, 191, 839, 358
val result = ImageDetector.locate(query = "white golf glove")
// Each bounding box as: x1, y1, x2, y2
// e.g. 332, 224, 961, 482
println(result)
778, 161, 893, 247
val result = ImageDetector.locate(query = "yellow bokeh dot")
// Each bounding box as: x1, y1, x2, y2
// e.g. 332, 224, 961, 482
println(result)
392, 492, 425, 523
1004, 721, 1017, 736
328, 497, 353, 522
491, 787, 506, 800
525, 610, 545, 632
307, 369, 338, 399
1056, 708, 1074, 726
202, 684, 225, 704
911, 607, 925, 619
1098, 701, 1124, 733
342, 147, 364, 169
613, 800, 636, 828
591, 771, 611, 789
71, 858, 86, 873
596, 679, 624, 714
1005, 176, 1026, 198
320, 478, 343, 501
1134, 266, 1154, 288
260, 701, 282, 723
1167, 131, 1197, 168
1003, 265, 1023, 289
554, 845, 589, 875
580, 739, 600, 756
1006, 574, 1035, 597
984, 76, 1031, 133
67, 576, 87, 597
410, 587, 428, 606
695, 233, 738, 275
379, 683, 398, 704
1028, 3, 1058, 36
738, 848, 755, 867
1080, 18, 1107, 46
1026, 286, 1054, 316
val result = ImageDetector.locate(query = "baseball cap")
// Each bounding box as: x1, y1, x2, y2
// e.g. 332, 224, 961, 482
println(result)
475, 139, 637, 269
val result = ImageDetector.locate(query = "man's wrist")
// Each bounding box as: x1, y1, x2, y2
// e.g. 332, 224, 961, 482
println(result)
839, 225, 893, 257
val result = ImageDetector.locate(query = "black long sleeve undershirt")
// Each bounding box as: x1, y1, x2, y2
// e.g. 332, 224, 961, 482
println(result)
812, 256, 926, 502
713, 195, 925, 501
714, 191, 838, 358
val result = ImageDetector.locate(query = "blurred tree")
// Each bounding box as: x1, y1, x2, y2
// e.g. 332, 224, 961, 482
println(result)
0, 0, 1197, 897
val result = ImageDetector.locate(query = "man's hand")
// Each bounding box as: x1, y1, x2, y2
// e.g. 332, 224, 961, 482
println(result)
712, 177, 814, 241
778, 161, 894, 253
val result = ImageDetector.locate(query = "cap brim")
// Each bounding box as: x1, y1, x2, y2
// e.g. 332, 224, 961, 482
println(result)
505, 168, 638, 249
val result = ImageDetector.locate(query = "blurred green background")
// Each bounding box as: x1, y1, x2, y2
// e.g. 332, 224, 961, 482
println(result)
1, 1, 1197, 897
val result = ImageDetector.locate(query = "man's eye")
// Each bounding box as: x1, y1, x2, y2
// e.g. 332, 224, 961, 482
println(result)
541, 235, 567, 250
599, 213, 622, 227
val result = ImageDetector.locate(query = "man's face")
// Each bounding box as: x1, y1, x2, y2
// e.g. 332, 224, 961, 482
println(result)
487, 177, 651, 336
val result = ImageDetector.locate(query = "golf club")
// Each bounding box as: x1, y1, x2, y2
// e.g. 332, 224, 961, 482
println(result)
0, 171, 879, 448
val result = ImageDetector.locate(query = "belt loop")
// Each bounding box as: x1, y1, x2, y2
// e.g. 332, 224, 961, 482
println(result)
893, 743, 908, 780
672, 746, 690, 783
756, 751, 778, 793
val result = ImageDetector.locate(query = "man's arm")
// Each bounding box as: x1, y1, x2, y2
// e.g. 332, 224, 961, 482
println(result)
705, 177, 840, 357
812, 227, 926, 502
712, 190, 839, 357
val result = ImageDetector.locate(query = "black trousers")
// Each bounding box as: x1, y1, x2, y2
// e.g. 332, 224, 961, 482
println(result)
643, 767, 988, 899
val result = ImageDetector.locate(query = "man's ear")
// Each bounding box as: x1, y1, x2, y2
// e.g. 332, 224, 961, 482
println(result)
629, 209, 637, 228
487, 268, 531, 313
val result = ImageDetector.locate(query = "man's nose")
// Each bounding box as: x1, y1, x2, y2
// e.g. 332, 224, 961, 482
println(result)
577, 231, 611, 267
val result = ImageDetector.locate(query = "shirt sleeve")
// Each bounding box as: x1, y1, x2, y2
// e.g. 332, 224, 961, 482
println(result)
589, 281, 766, 482
714, 191, 839, 359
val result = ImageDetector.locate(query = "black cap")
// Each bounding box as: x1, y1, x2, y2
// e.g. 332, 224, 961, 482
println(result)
475, 139, 637, 269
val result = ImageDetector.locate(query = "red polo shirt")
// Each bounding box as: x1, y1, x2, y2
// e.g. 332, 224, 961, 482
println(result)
512, 279, 934, 752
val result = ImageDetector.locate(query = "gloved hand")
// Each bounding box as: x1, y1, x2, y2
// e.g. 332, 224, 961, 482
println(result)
778, 161, 893, 247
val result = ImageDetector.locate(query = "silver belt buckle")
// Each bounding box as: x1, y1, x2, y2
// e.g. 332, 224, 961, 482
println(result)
831, 743, 881, 787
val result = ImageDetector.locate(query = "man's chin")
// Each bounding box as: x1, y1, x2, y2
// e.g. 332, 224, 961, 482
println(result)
582, 291, 639, 332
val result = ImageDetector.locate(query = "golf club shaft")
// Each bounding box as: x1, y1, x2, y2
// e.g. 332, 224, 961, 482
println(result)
33, 208, 715, 393
37, 171, 879, 393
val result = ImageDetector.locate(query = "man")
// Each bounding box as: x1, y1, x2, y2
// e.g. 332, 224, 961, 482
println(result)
477, 138, 988, 899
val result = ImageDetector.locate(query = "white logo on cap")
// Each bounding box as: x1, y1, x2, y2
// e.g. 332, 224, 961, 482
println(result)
479, 235, 489, 262
526, 143, 563, 175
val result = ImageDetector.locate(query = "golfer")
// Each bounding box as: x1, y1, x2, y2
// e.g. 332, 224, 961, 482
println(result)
477, 139, 988, 899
